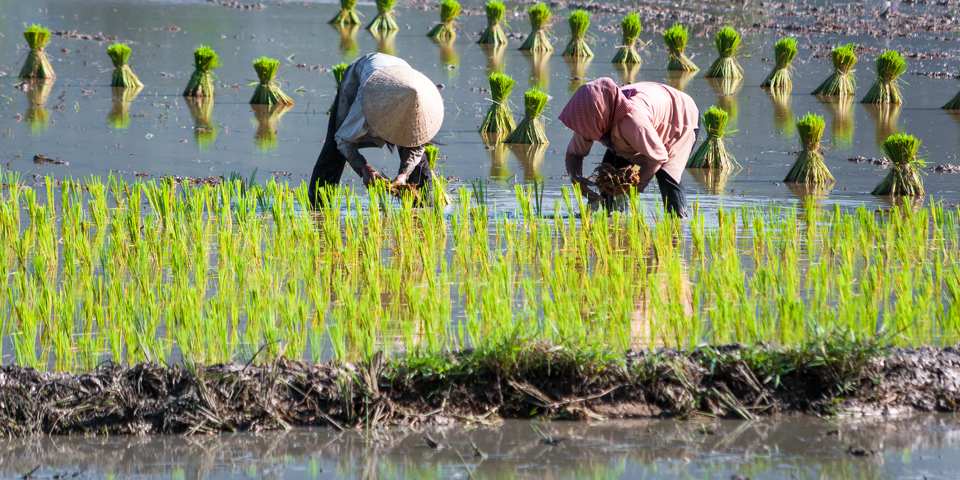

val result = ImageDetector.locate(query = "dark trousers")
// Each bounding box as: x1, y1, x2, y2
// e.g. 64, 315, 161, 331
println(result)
600, 149, 688, 217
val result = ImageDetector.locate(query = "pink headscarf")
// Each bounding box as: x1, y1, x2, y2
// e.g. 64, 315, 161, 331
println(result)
558, 78, 637, 141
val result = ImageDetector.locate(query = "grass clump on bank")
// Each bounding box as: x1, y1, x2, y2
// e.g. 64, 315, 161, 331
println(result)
784, 113, 834, 185
504, 88, 548, 144
686, 106, 736, 170
479, 73, 516, 134
106, 43, 143, 89
427, 0, 461, 42
872, 133, 926, 196
367, 0, 399, 33
761, 37, 797, 91
563, 10, 593, 59
478, 1, 508, 45
329, 0, 361, 25
703, 26, 742, 79
19, 24, 55, 80
612, 13, 643, 65
812, 44, 857, 97
183, 45, 221, 98
664, 24, 697, 72
518, 3, 553, 53
861, 50, 906, 104
250, 57, 294, 106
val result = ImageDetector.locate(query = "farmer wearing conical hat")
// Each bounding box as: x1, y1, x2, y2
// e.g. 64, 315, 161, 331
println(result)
559, 78, 699, 217
309, 53, 444, 206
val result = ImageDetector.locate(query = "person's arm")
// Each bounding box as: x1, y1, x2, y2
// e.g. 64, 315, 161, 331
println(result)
339, 142, 387, 186
621, 111, 670, 192
393, 144, 426, 184
566, 133, 600, 200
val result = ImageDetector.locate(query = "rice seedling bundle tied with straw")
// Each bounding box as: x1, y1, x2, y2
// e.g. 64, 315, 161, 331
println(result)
612, 13, 643, 65
20, 24, 55, 80
812, 44, 857, 97
872, 133, 926, 196
563, 10, 593, 59
784, 113, 834, 185
761, 37, 797, 91
106, 43, 143, 89
862, 50, 906, 104
518, 3, 553, 53
703, 26, 743, 79
686, 106, 736, 170
250, 57, 294, 105
664, 24, 697, 72
183, 45, 221, 98
367, 0, 399, 32
427, 0, 461, 42
329, 0, 361, 26
944, 89, 960, 110
478, 1, 508, 46
504, 88, 548, 144
479, 72, 516, 134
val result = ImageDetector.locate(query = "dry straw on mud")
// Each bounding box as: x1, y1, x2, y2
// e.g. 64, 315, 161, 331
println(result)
250, 57, 294, 105
479, 72, 516, 134
872, 133, 925, 196
183, 45, 221, 97
563, 10, 593, 59
252, 104, 292, 153
664, 24, 697, 72
703, 26, 742, 79
427, 0, 461, 41
761, 37, 797, 91
861, 50, 906, 104
367, 0, 399, 32
784, 113, 834, 185
504, 88, 548, 144
329, 0, 361, 25
612, 13, 643, 65
109, 86, 143, 130
106, 43, 143, 89
518, 3, 553, 53
20, 24, 55, 80
812, 44, 857, 97
686, 105, 736, 170
478, 1, 508, 45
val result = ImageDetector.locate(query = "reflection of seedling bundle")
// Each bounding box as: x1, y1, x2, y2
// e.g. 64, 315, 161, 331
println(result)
872, 133, 925, 196
686, 106, 736, 170
518, 4, 552, 53
614, 63, 639, 84
20, 24, 55, 80
861, 50, 906, 104
504, 88, 548, 144
704, 26, 742, 79
250, 57, 294, 105
812, 44, 857, 97
667, 70, 695, 92
109, 86, 143, 131
768, 90, 794, 138
187, 97, 218, 151
943, 88, 960, 110
594, 163, 641, 196
563, 10, 593, 59
337, 24, 360, 59
784, 113, 834, 185
373, 30, 398, 56
106, 43, 143, 89
482, 44, 506, 75
482, 133, 511, 179
525, 52, 550, 89
183, 45, 221, 97
427, 0, 461, 42
664, 24, 697, 72
438, 40, 459, 71
24, 80, 53, 133
707, 77, 741, 130
761, 37, 797, 91
424, 144, 440, 169
567, 58, 590, 95
865, 103, 901, 148
329, 0, 360, 26
479, 73, 516, 134
478, 0, 507, 46
507, 143, 547, 182
612, 13, 643, 65
688, 168, 731, 195
367, 0, 399, 32
252, 103, 292, 153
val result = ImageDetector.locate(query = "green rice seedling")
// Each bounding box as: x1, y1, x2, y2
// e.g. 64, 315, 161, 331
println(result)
784, 113, 834, 185
518, 3, 553, 53
861, 50, 906, 104
943, 89, 960, 110
183, 45, 221, 97
367, 0, 399, 32
478, 0, 508, 46
686, 105, 736, 169
563, 10, 593, 59
812, 44, 857, 97
333, 62, 349, 87
612, 13, 643, 65
504, 88, 548, 144
106, 43, 143, 89
760, 37, 797, 90
252, 104, 292, 153
250, 57, 294, 105
187, 97, 218, 151
664, 24, 698, 72
703, 26, 742, 79
479, 72, 516, 134
872, 133, 926, 196
427, 0, 461, 42
329, 0, 361, 25
19, 24, 55, 80
109, 86, 143, 131
337, 24, 360, 59
424, 144, 440, 170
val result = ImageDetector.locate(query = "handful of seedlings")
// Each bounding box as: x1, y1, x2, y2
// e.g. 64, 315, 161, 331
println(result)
183, 45, 221, 97
872, 133, 925, 196
784, 113, 834, 185
250, 57, 294, 105
504, 88, 548, 144
106, 43, 143, 89
328, 62, 349, 114
329, 0, 361, 25
612, 13, 643, 65
367, 0, 399, 32
861, 50, 906, 104
761, 37, 797, 91
812, 44, 857, 97
20, 24, 55, 80
479, 72, 516, 134
563, 10, 593, 59
519, 3, 553, 53
704, 26, 743, 79
427, 0, 461, 42
594, 163, 642, 197
686, 106, 737, 170
664, 24, 698, 72
478, 1, 508, 46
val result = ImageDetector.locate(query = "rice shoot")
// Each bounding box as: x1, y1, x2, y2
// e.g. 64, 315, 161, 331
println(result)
478, 1, 508, 46
106, 43, 143, 89
479, 72, 517, 134
944, 90, 960, 110
811, 44, 857, 97
612, 13, 643, 65
784, 113, 834, 185
367, 0, 399, 33
760, 37, 797, 91
703, 26, 742, 79
333, 62, 349, 87
427, 0, 461, 42
20, 24, 55, 80
250, 57, 294, 105
872, 133, 925, 196
424, 144, 440, 169
329, 0, 361, 26
686, 105, 736, 169
563, 10, 593, 59
183, 45, 221, 98
861, 50, 906, 104
518, 3, 553, 53
664, 24, 698, 72
504, 88, 548, 144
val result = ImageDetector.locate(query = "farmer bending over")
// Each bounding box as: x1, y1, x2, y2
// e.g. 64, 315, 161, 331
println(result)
309, 53, 444, 207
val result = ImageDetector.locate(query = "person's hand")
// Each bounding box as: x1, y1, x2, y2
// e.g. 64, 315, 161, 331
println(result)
362, 165, 388, 187
391, 173, 408, 187
571, 174, 600, 201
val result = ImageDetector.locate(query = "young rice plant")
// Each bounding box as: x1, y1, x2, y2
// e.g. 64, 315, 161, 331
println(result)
367, 0, 399, 32
812, 44, 857, 97
478, 1, 508, 45
518, 3, 553, 53
664, 24, 697, 72
760, 37, 797, 91
250, 57, 294, 105
19, 24, 55, 80
783, 113, 834, 185
612, 13, 643, 65
872, 133, 926, 196
106, 43, 143, 89
686, 105, 736, 170
427, 0, 461, 42
329, 0, 361, 25
861, 50, 907, 104
704, 26, 743, 79
479, 73, 517, 134
504, 88, 548, 144
563, 10, 593, 59
183, 45, 221, 97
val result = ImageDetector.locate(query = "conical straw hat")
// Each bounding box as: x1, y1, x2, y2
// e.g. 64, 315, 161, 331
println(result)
361, 66, 444, 147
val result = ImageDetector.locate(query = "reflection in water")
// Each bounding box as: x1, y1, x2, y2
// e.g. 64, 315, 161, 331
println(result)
786, 182, 832, 199
435, 39, 459, 81
688, 167, 732, 195
864, 103, 902, 148
482, 133, 510, 180
707, 77, 742, 130
767, 89, 794, 138
251, 104, 291, 153
507, 143, 547, 182
23, 79, 53, 134
373, 29, 398, 56
566, 58, 591, 95
335, 23, 360, 60
666, 70, 696, 93
614, 62, 639, 85
108, 86, 143, 131
186, 97, 217, 152
524, 52, 550, 89
817, 95, 855, 148
481, 43, 506, 76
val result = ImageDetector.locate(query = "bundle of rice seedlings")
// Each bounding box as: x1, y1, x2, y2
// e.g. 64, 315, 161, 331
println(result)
563, 10, 593, 59
23, 80, 53, 133
507, 143, 547, 182
611, 13, 643, 65
594, 163, 642, 196
479, 72, 516, 134
329, 0, 361, 26
109, 86, 143, 131
811, 44, 857, 96
664, 24, 698, 72
478, 0, 508, 46
187, 97, 218, 151
424, 144, 440, 169
615, 63, 639, 84
526, 52, 550, 89
19, 24, 55, 80
667, 70, 695, 92
784, 113, 834, 184
183, 45, 221, 97
483, 44, 506, 75
760, 37, 797, 91
518, 3, 553, 53
250, 57, 294, 105
872, 133, 925, 196
768, 89, 794, 137
367, 0, 399, 32
337, 24, 360, 58
374, 30, 398, 56
861, 50, 906, 104
688, 168, 730, 195
504, 88, 548, 144
944, 90, 960, 110
427, 0, 461, 42
703, 26, 743, 79
106, 43, 144, 89
686, 105, 736, 169
252, 104, 292, 153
